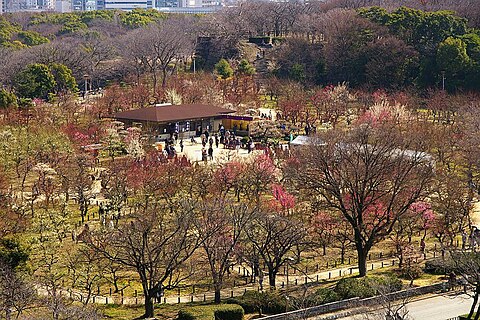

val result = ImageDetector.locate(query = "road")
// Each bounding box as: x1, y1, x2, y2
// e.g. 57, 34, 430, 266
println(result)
329, 293, 473, 320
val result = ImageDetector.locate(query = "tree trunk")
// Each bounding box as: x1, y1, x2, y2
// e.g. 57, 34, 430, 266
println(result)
268, 271, 276, 288
475, 297, 480, 320
214, 289, 221, 304
468, 290, 479, 319
143, 294, 155, 319
356, 246, 368, 277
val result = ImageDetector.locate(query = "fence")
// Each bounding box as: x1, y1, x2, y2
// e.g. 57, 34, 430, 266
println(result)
258, 282, 447, 320
65, 250, 451, 305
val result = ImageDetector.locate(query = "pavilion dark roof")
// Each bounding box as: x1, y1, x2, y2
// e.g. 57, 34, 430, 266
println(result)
112, 104, 235, 123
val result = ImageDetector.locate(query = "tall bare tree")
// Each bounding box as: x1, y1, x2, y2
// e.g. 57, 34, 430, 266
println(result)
245, 209, 306, 288
291, 123, 433, 276
121, 17, 196, 96
196, 198, 257, 303
89, 199, 206, 319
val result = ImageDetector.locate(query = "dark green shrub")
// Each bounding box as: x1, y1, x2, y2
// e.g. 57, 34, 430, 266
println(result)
214, 304, 244, 320
289, 287, 340, 309
177, 304, 244, 320
424, 258, 453, 275
225, 291, 287, 314
0, 237, 29, 269
334, 276, 402, 299
248, 37, 270, 45
178, 310, 196, 320
399, 264, 423, 280
309, 287, 340, 305
225, 298, 254, 314
271, 37, 285, 45
335, 278, 375, 299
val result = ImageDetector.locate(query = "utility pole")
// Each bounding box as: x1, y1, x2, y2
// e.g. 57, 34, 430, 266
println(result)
83, 74, 89, 99
441, 70, 446, 91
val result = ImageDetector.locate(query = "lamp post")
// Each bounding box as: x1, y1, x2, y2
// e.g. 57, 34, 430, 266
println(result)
285, 257, 295, 287
441, 70, 446, 91
83, 74, 89, 99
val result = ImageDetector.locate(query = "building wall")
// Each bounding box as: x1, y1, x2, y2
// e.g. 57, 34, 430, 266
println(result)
55, 0, 72, 12
104, 0, 152, 9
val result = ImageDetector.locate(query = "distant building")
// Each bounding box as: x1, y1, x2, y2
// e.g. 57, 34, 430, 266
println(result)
72, 0, 95, 11
4, 0, 55, 12
103, 0, 152, 10
155, 0, 182, 7
156, 5, 218, 13
55, 0, 71, 11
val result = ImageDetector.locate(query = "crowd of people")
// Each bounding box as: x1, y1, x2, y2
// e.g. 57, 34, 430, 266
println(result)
158, 126, 258, 163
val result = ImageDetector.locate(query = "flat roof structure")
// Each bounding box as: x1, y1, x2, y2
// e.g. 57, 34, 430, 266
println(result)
112, 104, 235, 123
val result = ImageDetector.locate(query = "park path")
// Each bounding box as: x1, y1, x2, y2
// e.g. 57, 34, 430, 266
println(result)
321, 292, 473, 320
65, 255, 409, 306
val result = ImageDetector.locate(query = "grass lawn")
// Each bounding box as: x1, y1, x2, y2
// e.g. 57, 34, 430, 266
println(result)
100, 302, 192, 319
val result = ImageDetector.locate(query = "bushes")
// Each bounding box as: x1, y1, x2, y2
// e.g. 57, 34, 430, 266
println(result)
399, 263, 423, 280
178, 310, 196, 320
334, 276, 403, 299
307, 287, 340, 306
248, 37, 270, 45
177, 304, 244, 320
424, 258, 454, 275
226, 291, 287, 314
214, 305, 244, 320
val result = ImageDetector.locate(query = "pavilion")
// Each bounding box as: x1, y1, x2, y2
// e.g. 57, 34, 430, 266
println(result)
111, 103, 253, 139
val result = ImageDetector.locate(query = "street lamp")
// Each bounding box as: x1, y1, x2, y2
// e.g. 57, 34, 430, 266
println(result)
285, 257, 295, 287
441, 70, 446, 91
83, 74, 89, 99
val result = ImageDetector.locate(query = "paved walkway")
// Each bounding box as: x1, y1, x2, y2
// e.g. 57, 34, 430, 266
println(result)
64, 256, 403, 305
178, 136, 263, 163
326, 292, 472, 320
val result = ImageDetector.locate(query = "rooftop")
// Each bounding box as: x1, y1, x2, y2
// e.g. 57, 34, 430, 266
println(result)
112, 104, 235, 123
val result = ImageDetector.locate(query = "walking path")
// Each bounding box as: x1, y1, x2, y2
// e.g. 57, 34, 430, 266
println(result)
324, 292, 472, 320
64, 256, 405, 305
179, 136, 262, 163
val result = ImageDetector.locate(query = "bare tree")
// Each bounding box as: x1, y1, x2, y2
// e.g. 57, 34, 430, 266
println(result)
449, 250, 480, 320
65, 245, 103, 305
358, 284, 412, 320
89, 199, 206, 319
245, 209, 306, 288
291, 123, 434, 276
0, 262, 35, 320
197, 199, 257, 303
68, 154, 96, 224
121, 17, 196, 96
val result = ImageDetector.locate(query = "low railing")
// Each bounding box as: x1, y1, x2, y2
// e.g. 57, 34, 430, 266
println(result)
259, 282, 447, 320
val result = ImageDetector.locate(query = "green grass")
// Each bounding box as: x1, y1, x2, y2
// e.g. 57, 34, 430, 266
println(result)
100, 302, 189, 319
99, 301, 244, 320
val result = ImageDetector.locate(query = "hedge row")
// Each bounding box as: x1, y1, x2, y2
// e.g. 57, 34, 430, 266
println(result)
225, 291, 287, 314
177, 304, 244, 320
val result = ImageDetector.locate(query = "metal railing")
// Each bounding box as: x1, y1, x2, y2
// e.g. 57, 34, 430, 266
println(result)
259, 282, 447, 320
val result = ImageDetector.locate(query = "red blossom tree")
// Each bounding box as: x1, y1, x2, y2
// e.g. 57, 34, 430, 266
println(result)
291, 123, 434, 276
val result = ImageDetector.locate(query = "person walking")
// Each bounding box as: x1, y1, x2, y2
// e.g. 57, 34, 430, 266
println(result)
235, 138, 241, 153
208, 146, 214, 161
180, 139, 184, 153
